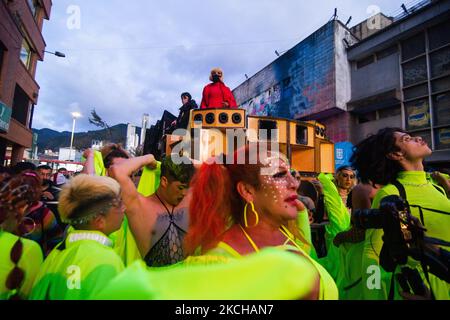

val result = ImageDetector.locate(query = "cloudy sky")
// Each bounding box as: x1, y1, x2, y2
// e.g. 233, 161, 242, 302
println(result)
33, 0, 409, 132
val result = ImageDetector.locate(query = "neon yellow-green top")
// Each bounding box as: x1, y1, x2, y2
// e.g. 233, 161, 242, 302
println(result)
93, 248, 319, 300
362, 171, 450, 300
0, 231, 43, 300
316, 172, 366, 300
204, 226, 338, 300
30, 230, 125, 300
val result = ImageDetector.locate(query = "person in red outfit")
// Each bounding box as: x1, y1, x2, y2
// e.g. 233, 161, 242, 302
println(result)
200, 68, 237, 109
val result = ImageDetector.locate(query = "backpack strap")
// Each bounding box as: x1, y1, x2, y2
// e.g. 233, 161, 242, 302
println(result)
392, 180, 407, 201
391, 180, 426, 226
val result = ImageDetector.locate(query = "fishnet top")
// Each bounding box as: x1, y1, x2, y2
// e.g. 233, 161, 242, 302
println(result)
144, 194, 187, 267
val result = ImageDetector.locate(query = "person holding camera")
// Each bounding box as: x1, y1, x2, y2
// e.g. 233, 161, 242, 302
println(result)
351, 127, 450, 300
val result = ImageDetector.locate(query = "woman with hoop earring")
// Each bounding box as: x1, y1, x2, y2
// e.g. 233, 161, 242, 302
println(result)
184, 144, 337, 300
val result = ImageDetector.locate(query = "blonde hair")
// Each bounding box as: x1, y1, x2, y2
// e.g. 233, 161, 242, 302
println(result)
58, 174, 120, 223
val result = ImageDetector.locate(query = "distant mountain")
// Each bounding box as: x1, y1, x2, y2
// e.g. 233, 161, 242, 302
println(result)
33, 124, 130, 152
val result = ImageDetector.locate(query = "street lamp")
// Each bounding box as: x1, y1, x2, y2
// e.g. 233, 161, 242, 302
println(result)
44, 50, 66, 58
69, 112, 81, 161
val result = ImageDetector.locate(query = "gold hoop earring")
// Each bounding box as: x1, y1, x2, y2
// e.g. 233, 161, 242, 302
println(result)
243, 201, 259, 228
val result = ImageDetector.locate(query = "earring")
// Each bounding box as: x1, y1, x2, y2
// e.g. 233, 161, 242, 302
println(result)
243, 201, 259, 228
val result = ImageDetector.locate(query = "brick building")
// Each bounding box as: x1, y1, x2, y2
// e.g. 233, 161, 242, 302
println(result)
0, 0, 52, 165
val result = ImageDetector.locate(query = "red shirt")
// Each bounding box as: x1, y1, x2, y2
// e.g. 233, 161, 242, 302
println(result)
200, 81, 237, 109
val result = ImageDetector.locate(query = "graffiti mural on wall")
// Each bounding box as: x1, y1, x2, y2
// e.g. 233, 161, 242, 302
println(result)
240, 84, 281, 116
234, 21, 336, 119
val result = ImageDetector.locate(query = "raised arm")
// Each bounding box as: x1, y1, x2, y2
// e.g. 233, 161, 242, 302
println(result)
109, 154, 157, 256
81, 148, 95, 175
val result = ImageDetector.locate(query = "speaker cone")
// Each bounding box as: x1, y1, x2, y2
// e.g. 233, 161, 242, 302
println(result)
193, 114, 203, 123
219, 112, 229, 124
232, 113, 242, 124
205, 112, 215, 124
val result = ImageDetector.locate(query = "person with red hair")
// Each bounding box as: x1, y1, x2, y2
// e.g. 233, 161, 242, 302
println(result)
200, 67, 237, 109
184, 145, 338, 299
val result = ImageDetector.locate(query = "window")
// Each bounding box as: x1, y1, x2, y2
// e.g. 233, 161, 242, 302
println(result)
376, 45, 398, 60
356, 55, 374, 69
20, 39, 32, 69
431, 76, 450, 93
401, 32, 425, 61
403, 83, 428, 100
378, 106, 401, 119
428, 21, 450, 50
435, 127, 450, 150
405, 98, 430, 130
357, 111, 376, 124
12, 85, 30, 126
27, 0, 39, 18
430, 46, 450, 78
433, 92, 450, 126
402, 56, 427, 86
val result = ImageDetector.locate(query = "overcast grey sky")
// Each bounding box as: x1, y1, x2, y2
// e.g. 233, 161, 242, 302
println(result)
33, 0, 410, 132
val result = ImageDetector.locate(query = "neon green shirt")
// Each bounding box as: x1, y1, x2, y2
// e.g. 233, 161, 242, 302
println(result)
0, 231, 43, 299
362, 171, 450, 300
30, 230, 125, 300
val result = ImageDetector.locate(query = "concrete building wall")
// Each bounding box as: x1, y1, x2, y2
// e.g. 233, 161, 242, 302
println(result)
350, 13, 394, 41
334, 22, 356, 110
351, 114, 402, 145
321, 112, 352, 143
233, 21, 336, 119
351, 52, 400, 101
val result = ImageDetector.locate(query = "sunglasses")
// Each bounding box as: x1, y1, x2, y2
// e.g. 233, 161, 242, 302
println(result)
340, 173, 355, 179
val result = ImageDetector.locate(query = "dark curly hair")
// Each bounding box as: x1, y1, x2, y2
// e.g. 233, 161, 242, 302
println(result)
350, 127, 405, 185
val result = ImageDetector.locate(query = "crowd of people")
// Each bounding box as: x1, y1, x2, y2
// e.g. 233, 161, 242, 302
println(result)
0, 68, 449, 301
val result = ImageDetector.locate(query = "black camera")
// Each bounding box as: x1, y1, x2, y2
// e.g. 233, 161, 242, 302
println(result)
353, 195, 450, 284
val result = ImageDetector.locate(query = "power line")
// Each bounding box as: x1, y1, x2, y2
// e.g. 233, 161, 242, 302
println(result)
59, 37, 307, 53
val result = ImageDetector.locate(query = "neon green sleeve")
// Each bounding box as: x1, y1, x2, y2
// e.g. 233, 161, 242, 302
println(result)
137, 162, 161, 196
94, 150, 106, 176
318, 173, 351, 246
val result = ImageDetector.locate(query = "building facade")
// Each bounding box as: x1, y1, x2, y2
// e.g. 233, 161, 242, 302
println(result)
232, 0, 450, 166
0, 0, 52, 165
347, 0, 450, 164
